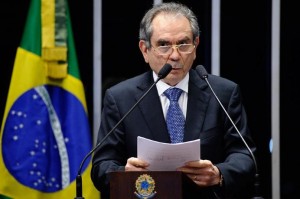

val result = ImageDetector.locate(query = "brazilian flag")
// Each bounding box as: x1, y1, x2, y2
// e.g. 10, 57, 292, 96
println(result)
0, 0, 100, 198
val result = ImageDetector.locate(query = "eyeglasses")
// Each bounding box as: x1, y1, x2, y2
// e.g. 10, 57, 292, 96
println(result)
152, 44, 195, 56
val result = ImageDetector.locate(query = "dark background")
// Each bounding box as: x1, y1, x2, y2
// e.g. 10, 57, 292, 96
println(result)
1, 0, 299, 198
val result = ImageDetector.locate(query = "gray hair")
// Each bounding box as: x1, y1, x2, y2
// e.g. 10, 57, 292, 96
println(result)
139, 2, 200, 49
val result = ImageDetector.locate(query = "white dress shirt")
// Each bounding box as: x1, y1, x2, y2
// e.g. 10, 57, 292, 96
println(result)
153, 71, 189, 120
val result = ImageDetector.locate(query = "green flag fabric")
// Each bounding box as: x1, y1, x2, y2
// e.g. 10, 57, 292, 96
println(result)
0, 0, 100, 198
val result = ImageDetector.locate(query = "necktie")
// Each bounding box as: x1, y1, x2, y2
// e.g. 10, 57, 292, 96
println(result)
164, 88, 185, 143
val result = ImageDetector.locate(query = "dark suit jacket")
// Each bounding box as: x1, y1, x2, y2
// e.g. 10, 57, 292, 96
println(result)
91, 68, 256, 199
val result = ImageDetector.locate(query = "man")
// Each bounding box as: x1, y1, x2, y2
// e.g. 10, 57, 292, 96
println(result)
91, 2, 256, 198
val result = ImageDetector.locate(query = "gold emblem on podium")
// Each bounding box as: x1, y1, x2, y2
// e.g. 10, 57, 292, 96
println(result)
134, 174, 157, 199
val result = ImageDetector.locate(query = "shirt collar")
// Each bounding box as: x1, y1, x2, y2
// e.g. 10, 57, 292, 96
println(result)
153, 71, 189, 96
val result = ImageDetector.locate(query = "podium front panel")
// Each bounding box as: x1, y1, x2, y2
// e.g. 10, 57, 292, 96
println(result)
109, 171, 198, 199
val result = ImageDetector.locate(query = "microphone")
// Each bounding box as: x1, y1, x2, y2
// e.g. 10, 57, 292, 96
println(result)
195, 65, 263, 199
74, 63, 173, 199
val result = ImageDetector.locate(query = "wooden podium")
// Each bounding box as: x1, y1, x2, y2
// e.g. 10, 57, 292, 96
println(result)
109, 171, 201, 199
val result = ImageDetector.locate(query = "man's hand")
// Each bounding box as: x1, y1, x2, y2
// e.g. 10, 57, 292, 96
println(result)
177, 159, 222, 187
125, 157, 150, 171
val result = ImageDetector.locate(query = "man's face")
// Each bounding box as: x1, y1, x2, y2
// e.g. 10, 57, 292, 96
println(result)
139, 13, 199, 86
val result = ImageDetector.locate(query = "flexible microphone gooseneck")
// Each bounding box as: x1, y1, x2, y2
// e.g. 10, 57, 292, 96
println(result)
195, 65, 263, 199
74, 63, 173, 199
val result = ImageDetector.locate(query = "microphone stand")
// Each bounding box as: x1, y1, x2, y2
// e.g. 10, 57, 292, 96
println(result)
74, 63, 172, 199
196, 65, 264, 199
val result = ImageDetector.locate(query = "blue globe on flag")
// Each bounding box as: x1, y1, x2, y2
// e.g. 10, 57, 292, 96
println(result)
2, 85, 91, 193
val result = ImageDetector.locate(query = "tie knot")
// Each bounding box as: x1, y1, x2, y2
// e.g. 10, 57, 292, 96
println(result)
164, 88, 183, 101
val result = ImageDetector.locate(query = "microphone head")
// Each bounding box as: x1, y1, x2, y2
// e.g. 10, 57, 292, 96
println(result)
158, 63, 172, 79
195, 65, 208, 79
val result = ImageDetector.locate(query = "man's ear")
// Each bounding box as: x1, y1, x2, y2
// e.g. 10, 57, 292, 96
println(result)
195, 36, 200, 47
139, 40, 149, 63
193, 37, 200, 60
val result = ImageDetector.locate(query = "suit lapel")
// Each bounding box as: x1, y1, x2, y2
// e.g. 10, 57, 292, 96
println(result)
184, 70, 211, 141
135, 72, 170, 143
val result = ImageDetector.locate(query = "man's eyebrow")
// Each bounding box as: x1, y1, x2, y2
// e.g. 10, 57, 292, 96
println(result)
156, 39, 170, 44
156, 37, 191, 45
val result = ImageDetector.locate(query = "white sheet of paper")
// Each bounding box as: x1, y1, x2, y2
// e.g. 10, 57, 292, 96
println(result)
137, 136, 200, 171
